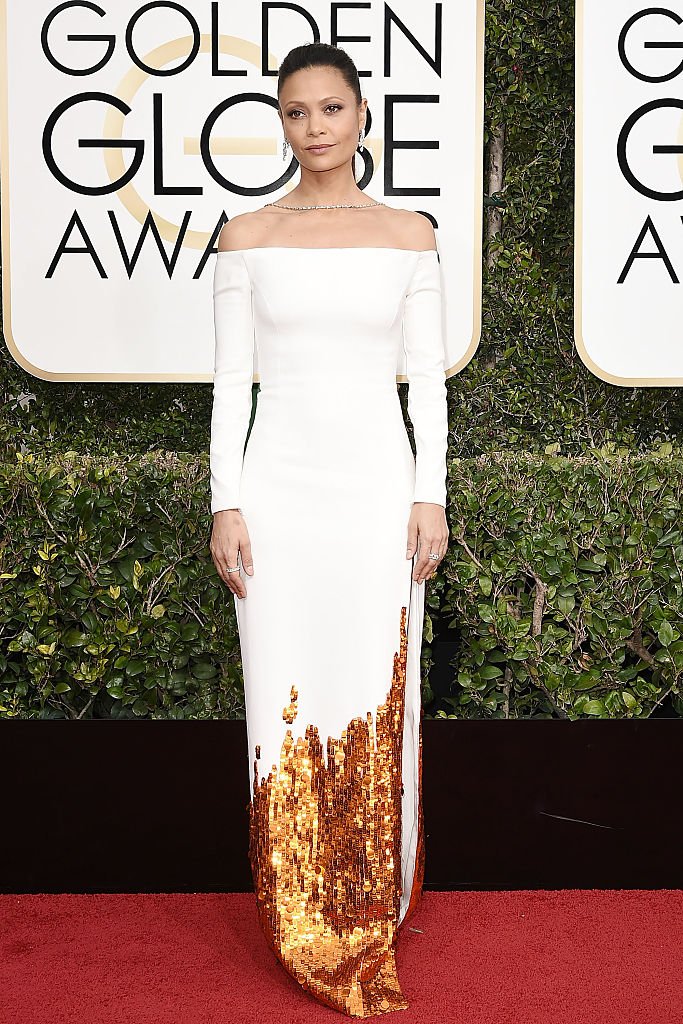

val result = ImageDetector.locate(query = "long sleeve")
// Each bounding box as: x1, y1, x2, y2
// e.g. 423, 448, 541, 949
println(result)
401, 249, 449, 508
209, 251, 255, 514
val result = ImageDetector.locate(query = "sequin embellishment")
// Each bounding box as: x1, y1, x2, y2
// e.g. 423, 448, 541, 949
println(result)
248, 605, 421, 1017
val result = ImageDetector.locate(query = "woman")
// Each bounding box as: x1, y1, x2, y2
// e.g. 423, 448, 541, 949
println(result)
209, 41, 449, 1018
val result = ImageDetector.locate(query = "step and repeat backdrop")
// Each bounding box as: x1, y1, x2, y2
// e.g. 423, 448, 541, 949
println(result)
4, 1, 683, 389
0, 0, 484, 382
576, 1, 683, 385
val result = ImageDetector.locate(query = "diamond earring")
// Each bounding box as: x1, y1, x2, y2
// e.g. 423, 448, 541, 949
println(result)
358, 127, 365, 152
282, 136, 290, 160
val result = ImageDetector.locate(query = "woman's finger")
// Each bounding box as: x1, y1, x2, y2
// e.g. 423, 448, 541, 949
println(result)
413, 533, 437, 582
240, 536, 254, 577
414, 531, 448, 583
210, 514, 252, 598
225, 543, 247, 598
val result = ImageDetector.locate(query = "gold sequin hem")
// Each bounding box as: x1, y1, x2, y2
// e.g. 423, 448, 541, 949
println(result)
248, 604, 421, 1017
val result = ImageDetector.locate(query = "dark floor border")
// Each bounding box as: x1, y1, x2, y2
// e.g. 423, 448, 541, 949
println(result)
2, 720, 680, 893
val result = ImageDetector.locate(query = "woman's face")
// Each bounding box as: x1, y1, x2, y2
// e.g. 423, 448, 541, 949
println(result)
278, 66, 366, 169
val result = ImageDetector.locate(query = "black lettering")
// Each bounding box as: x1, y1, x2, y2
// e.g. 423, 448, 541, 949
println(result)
43, 93, 143, 195
617, 98, 683, 201
618, 8, 683, 84
617, 215, 679, 283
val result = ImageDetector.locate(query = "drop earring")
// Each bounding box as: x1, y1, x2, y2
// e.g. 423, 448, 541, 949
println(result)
358, 126, 365, 152
282, 136, 290, 160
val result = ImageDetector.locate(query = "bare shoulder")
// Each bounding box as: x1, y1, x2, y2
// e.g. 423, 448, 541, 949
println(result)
389, 208, 437, 251
217, 209, 272, 251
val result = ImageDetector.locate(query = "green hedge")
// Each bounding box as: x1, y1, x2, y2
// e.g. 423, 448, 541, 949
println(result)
0, 454, 243, 720
1, 449, 681, 720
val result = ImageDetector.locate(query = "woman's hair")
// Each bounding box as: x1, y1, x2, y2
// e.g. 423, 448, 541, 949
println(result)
277, 42, 362, 108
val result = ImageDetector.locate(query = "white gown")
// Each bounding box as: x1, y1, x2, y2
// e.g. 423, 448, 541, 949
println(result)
210, 244, 448, 1017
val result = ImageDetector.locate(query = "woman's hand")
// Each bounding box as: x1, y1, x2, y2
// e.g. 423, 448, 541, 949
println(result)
406, 502, 449, 584
210, 509, 254, 599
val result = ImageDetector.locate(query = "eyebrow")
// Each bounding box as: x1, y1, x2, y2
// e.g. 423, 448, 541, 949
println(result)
283, 96, 345, 107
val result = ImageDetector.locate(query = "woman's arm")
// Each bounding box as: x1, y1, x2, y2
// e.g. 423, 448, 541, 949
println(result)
401, 220, 449, 509
209, 241, 255, 514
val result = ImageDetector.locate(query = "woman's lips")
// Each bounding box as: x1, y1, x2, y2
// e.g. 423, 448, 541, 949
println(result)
307, 144, 333, 153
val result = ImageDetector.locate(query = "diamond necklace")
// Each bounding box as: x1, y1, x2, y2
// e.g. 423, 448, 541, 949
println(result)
264, 199, 385, 210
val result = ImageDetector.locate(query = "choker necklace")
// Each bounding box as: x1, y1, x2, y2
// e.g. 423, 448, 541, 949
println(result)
264, 199, 385, 211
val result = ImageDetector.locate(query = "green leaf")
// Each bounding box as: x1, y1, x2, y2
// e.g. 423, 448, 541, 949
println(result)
658, 620, 675, 647
583, 700, 606, 716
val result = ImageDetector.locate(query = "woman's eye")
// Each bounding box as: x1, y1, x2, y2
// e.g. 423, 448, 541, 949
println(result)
288, 105, 342, 118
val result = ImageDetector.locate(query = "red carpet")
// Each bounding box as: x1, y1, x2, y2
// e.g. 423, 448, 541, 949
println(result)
1, 890, 681, 1022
